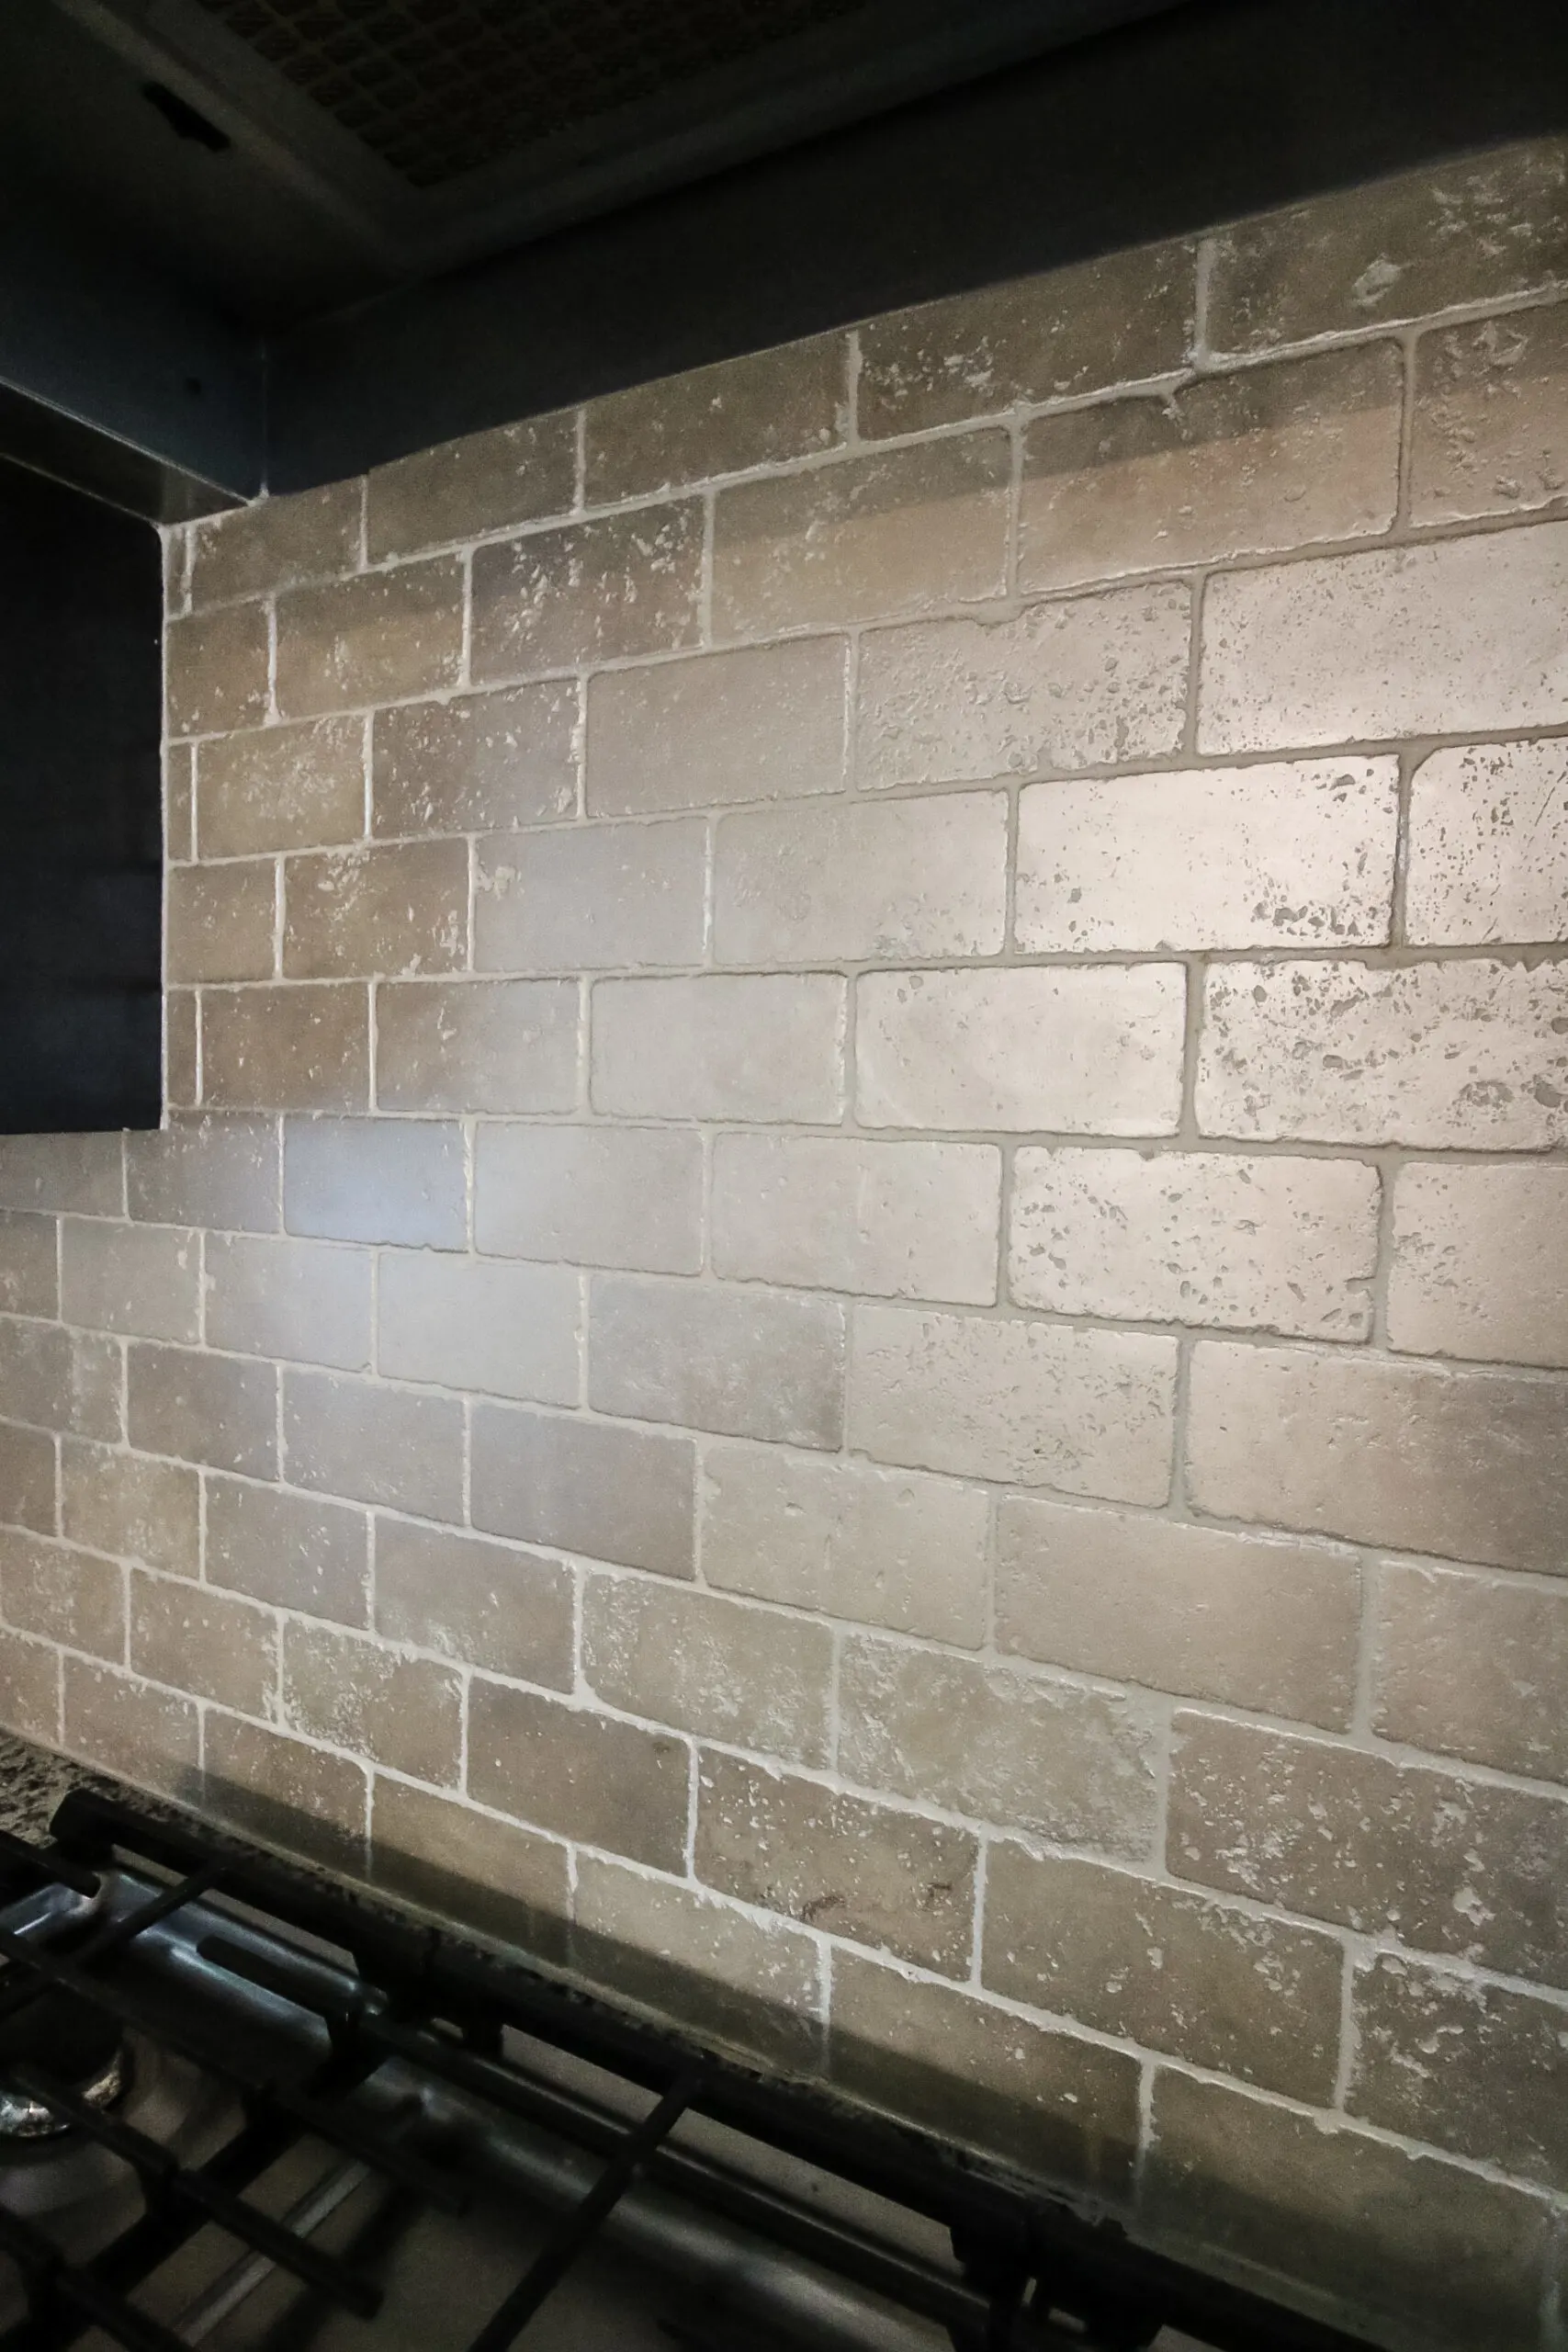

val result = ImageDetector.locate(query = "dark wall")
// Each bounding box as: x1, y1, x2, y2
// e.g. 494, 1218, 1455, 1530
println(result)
0, 459, 163, 1131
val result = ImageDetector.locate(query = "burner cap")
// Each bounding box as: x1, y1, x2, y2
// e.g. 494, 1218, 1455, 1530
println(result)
0, 1992, 129, 2143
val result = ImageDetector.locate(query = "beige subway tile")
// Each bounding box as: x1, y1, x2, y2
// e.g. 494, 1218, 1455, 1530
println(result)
377, 979, 579, 1115
61, 1220, 201, 1344
695, 1752, 976, 1974
130, 1572, 276, 1714
372, 684, 577, 837
0, 1629, 58, 1744
474, 1125, 701, 1273
857, 241, 1195, 435
206, 1713, 367, 1874
283, 841, 467, 979
700, 1442, 987, 1645
1168, 1710, 1568, 1984
842, 1636, 1159, 1859
0, 1134, 123, 1217
582, 1574, 830, 1764
471, 1405, 694, 1578
1404, 737, 1568, 945
851, 1305, 1177, 1503
712, 1135, 999, 1306
468, 1680, 689, 1869
128, 1116, 278, 1233
985, 1844, 1341, 2099
713, 435, 1009, 635
366, 411, 577, 558
1010, 1148, 1380, 1339
283, 1116, 465, 1247
207, 1476, 368, 1627
1142, 2067, 1554, 2352
165, 990, 198, 1110
0, 1320, 120, 1442
127, 1341, 276, 1479
586, 639, 846, 817
370, 1777, 568, 1957
998, 1497, 1360, 1727
283, 1367, 463, 1521
204, 1232, 371, 1371
197, 717, 366, 858
1016, 758, 1398, 952
1188, 1339, 1568, 1574
0, 1213, 58, 1318
62, 1658, 198, 1799
857, 967, 1184, 1135
857, 585, 1190, 789
1388, 1162, 1568, 1366
166, 861, 276, 985
0, 1425, 56, 1536
1199, 522, 1568, 752
190, 481, 362, 607
713, 793, 1007, 966
375, 1518, 571, 1688
378, 1251, 580, 1406
201, 984, 369, 1113
284, 1621, 461, 1785
470, 503, 704, 679
1412, 299, 1568, 525
585, 336, 846, 501
276, 558, 464, 716
590, 1275, 843, 1449
592, 973, 844, 1122
1197, 958, 1568, 1149
0, 1530, 122, 1660
476, 819, 705, 971
166, 604, 269, 737
1373, 1558, 1568, 1784
61, 1442, 198, 1579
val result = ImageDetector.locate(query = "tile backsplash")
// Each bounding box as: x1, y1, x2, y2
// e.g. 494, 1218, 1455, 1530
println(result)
6, 132, 1568, 2352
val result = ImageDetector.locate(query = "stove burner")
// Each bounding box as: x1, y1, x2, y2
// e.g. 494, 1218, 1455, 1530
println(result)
0, 1990, 129, 2143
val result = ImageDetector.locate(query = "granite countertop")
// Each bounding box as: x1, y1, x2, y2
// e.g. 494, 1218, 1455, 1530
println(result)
0, 1733, 103, 1841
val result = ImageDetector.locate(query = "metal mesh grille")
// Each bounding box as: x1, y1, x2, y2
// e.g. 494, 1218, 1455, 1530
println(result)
195, 0, 874, 188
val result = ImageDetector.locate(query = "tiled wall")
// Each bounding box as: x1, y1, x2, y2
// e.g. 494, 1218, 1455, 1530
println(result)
4, 133, 1568, 2352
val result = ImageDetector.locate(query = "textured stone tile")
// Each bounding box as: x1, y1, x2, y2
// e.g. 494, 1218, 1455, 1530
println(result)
376, 980, 580, 1114
284, 1622, 462, 1785
857, 967, 1184, 1135
366, 411, 577, 558
1168, 1710, 1568, 1983
373, 683, 577, 836
206, 1714, 367, 1874
857, 240, 1196, 434
841, 1637, 1160, 1858
1010, 1148, 1380, 1339
469, 1680, 689, 1868
857, 585, 1190, 788
204, 1233, 372, 1371
378, 1251, 580, 1406
476, 819, 705, 970
1016, 758, 1398, 952
1404, 737, 1568, 945
375, 1518, 571, 1688
697, 1753, 976, 1973
586, 639, 846, 816
712, 1135, 998, 1306
201, 985, 369, 1113
165, 991, 198, 1112
130, 1573, 276, 1714
0, 1425, 56, 1536
283, 841, 467, 979
998, 1497, 1360, 1728
1188, 1339, 1568, 1574
128, 1342, 276, 1479
470, 503, 704, 677
1388, 1162, 1568, 1366
1197, 958, 1568, 1149
0, 1214, 58, 1319
0, 1135, 123, 1218
471, 1404, 694, 1578
700, 1442, 987, 1645
276, 559, 464, 716
1199, 522, 1568, 752
370, 1778, 568, 1957
166, 604, 269, 737
1142, 2068, 1555, 2352
62, 1660, 197, 1799
283, 1116, 465, 1248
590, 1275, 843, 1449
61, 1441, 197, 1578
1020, 345, 1401, 590
128, 1117, 277, 1234
474, 1125, 701, 1274
713, 792, 1007, 965
1373, 1558, 1568, 1784
585, 335, 846, 500
0, 1530, 122, 1660
197, 717, 366, 858
713, 434, 1010, 634
283, 1368, 464, 1521
985, 1844, 1342, 2098
0, 1321, 120, 1442
1412, 299, 1568, 525
166, 861, 276, 984
190, 481, 361, 607
166, 741, 196, 862
61, 1221, 200, 1344
582, 1574, 830, 1764
0, 1630, 58, 1744
852, 1306, 1177, 1502
592, 974, 844, 1122
207, 1476, 368, 1627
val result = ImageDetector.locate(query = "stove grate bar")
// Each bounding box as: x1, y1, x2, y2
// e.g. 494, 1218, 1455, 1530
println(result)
0, 2202, 186, 2352
0, 1863, 226, 2033
0, 1832, 98, 1905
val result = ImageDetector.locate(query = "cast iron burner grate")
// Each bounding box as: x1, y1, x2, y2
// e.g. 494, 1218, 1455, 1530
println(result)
0, 1796, 1378, 2352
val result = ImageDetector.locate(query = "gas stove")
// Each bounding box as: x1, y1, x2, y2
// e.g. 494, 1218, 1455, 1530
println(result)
0, 1789, 1377, 2352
